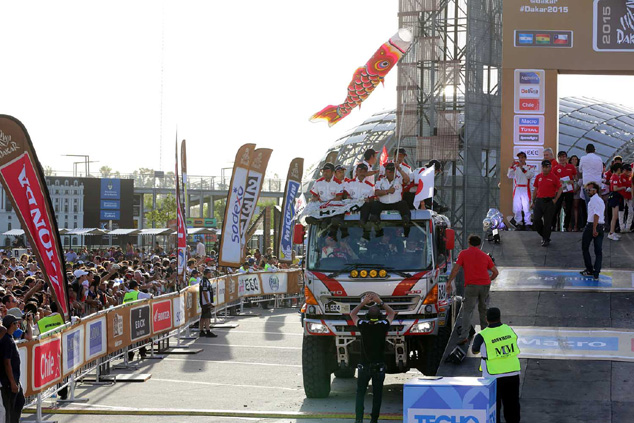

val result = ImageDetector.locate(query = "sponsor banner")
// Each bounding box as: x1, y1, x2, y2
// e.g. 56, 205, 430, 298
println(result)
106, 306, 130, 354
513, 146, 543, 161
238, 273, 262, 296
261, 272, 288, 295
181, 139, 189, 216
172, 295, 186, 328
176, 139, 187, 284
85, 316, 107, 362
287, 270, 302, 294
32, 335, 62, 392
219, 143, 256, 267
213, 279, 226, 306
240, 148, 273, 254
514, 30, 573, 48
225, 276, 240, 304
130, 303, 151, 342
277, 158, 303, 263
18, 343, 29, 396
491, 267, 634, 291
514, 69, 545, 114
594, 0, 634, 52
299, 198, 366, 224
184, 286, 200, 321
0, 116, 70, 321
152, 299, 173, 335
404, 377, 496, 423
62, 324, 84, 376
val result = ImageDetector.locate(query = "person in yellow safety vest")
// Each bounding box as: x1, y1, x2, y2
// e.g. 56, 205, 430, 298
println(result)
36, 301, 64, 335
188, 269, 201, 286
471, 307, 521, 423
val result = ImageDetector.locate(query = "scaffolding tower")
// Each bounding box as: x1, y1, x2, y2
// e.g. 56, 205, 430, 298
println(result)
397, 0, 502, 247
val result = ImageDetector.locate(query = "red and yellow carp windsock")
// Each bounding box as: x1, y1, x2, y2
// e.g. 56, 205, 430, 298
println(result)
310, 28, 413, 127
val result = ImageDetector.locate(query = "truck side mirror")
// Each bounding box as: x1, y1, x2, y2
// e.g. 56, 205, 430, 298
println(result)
445, 229, 455, 251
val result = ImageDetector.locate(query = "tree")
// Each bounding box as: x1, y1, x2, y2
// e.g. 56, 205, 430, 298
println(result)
145, 194, 177, 227
99, 166, 112, 178
214, 198, 226, 226
44, 166, 54, 176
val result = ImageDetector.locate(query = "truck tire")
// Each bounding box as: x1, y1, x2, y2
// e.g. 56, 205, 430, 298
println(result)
420, 325, 452, 376
333, 367, 355, 378
302, 336, 332, 398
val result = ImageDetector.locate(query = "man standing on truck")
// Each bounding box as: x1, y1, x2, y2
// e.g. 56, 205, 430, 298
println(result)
446, 234, 499, 344
350, 292, 397, 423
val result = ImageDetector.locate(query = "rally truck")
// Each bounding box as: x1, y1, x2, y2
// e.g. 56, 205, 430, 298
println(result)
301, 209, 456, 398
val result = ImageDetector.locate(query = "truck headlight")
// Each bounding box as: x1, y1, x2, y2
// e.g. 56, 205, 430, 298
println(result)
306, 322, 331, 334
410, 321, 434, 334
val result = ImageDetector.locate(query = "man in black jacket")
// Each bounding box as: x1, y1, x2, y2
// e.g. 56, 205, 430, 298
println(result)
350, 293, 397, 423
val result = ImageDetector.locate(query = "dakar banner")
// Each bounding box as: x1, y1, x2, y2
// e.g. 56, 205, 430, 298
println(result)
277, 158, 303, 262
239, 148, 273, 255
299, 198, 366, 224
0, 116, 70, 321
175, 139, 187, 283
219, 143, 256, 267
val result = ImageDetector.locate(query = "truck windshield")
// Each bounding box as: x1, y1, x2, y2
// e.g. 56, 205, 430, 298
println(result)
307, 221, 433, 272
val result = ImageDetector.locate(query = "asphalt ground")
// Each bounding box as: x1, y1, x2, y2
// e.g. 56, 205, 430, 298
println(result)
24, 308, 415, 423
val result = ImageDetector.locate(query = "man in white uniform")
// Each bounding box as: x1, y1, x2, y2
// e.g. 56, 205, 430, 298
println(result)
579, 143, 604, 206
309, 162, 344, 238
507, 151, 535, 230
372, 162, 411, 236
345, 163, 375, 225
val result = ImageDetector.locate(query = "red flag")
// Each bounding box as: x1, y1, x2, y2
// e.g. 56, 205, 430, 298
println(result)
175, 139, 187, 284
379, 146, 389, 167
0, 116, 70, 321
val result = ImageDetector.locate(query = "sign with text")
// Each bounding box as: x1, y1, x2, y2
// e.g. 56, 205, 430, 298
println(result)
106, 307, 130, 354
172, 295, 186, 328
32, 336, 62, 391
514, 115, 545, 145
513, 146, 544, 161
130, 304, 151, 342
152, 299, 173, 335
85, 316, 107, 361
62, 325, 84, 376
261, 272, 288, 295
238, 274, 262, 296
514, 69, 545, 114
594, 0, 634, 52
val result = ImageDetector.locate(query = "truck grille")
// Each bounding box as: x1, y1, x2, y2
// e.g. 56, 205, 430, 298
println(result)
326, 296, 420, 312
335, 324, 405, 333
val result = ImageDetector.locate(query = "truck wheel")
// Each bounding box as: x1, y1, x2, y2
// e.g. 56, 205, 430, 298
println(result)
420, 325, 452, 376
333, 367, 355, 378
302, 336, 332, 398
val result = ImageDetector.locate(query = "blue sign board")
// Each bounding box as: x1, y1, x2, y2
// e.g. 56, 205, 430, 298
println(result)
66, 330, 81, 368
519, 335, 618, 351
100, 210, 121, 220
100, 200, 120, 210
89, 320, 104, 357
100, 179, 121, 199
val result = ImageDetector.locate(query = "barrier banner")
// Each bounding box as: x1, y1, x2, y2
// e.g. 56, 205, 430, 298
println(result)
213, 279, 226, 306
219, 143, 256, 267
277, 158, 303, 263
288, 270, 302, 294
106, 305, 130, 354
238, 273, 262, 296
18, 341, 30, 396
240, 148, 273, 254
172, 294, 186, 329
62, 324, 84, 377
225, 276, 239, 304
299, 198, 366, 224
185, 286, 200, 321
130, 302, 151, 343
260, 272, 288, 295
32, 334, 62, 393
152, 298, 173, 336
0, 116, 70, 321
85, 315, 107, 362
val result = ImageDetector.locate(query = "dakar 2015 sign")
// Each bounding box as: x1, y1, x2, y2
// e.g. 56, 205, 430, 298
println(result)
594, 0, 634, 51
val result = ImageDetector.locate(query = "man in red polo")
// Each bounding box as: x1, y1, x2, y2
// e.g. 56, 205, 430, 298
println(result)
532, 159, 563, 247
446, 234, 499, 344
552, 151, 577, 231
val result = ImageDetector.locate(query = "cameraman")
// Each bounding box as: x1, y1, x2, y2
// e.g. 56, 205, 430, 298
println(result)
350, 293, 396, 423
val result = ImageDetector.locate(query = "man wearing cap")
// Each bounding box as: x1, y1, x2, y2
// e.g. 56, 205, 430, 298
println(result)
350, 292, 396, 423
334, 164, 351, 186
74, 269, 89, 291
310, 163, 343, 203
552, 151, 577, 231
507, 151, 535, 230
472, 308, 521, 423
371, 162, 411, 231
0, 314, 23, 423
531, 159, 562, 247
355, 148, 380, 185
188, 269, 201, 286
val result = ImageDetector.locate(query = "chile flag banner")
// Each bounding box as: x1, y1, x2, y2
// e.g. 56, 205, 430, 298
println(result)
0, 116, 70, 321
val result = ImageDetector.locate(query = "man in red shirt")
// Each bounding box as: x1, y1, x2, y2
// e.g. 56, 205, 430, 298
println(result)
446, 234, 499, 344
620, 164, 633, 233
532, 160, 562, 247
552, 151, 577, 231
